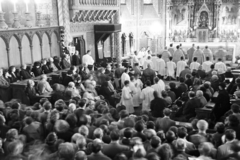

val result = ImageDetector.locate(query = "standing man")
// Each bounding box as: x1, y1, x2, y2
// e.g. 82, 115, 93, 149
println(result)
215, 58, 227, 80
168, 44, 175, 56
215, 46, 227, 62
176, 57, 187, 79
187, 44, 196, 65
202, 57, 213, 73
156, 55, 166, 78
121, 80, 134, 114
151, 54, 159, 71
190, 57, 200, 72
114, 64, 125, 89
162, 46, 171, 62
173, 45, 185, 64
82, 50, 95, 71
203, 46, 213, 62
72, 51, 81, 66
166, 57, 176, 80
193, 46, 205, 64
143, 56, 153, 69
140, 80, 155, 112
142, 64, 156, 85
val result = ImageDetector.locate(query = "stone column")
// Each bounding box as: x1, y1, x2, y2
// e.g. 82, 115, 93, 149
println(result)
19, 46, 23, 66
166, 0, 172, 42
114, 10, 121, 64
215, 0, 222, 39
6, 48, 10, 67
30, 44, 34, 63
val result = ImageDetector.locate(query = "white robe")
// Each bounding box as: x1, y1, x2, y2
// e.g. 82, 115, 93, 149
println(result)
202, 61, 213, 72
215, 62, 227, 74
166, 61, 176, 78
151, 56, 159, 71
190, 62, 200, 71
121, 73, 130, 87
156, 58, 166, 76
173, 49, 185, 64
138, 51, 145, 66
82, 54, 94, 66
143, 59, 153, 69
158, 79, 165, 91
176, 60, 187, 77
131, 54, 139, 66
129, 79, 143, 107
151, 83, 163, 98
140, 86, 155, 111
193, 49, 205, 64
162, 50, 171, 62
203, 49, 213, 62
121, 86, 134, 113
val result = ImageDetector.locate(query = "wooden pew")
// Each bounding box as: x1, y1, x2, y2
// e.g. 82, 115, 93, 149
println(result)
195, 102, 215, 119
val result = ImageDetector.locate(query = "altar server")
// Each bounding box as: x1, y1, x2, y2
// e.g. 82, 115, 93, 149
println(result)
121, 68, 130, 87
215, 47, 227, 62
176, 57, 187, 78
131, 51, 139, 67
82, 50, 94, 69
121, 80, 134, 114
162, 46, 171, 62
129, 75, 143, 107
138, 48, 146, 66
190, 57, 200, 72
140, 80, 155, 111
202, 57, 213, 72
215, 58, 227, 75
193, 46, 205, 64
151, 54, 159, 71
166, 57, 176, 80
173, 45, 185, 64
168, 44, 175, 56
143, 56, 153, 69
156, 55, 166, 77
151, 77, 163, 98
203, 46, 213, 62
187, 44, 196, 65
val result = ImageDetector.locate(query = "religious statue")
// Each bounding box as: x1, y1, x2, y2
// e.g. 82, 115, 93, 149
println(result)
199, 11, 209, 28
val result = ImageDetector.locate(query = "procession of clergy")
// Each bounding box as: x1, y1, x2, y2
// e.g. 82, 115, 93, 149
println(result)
130, 44, 227, 80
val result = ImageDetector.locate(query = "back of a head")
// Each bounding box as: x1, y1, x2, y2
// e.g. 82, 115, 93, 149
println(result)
206, 57, 210, 61
135, 120, 144, 132
92, 141, 102, 153
75, 151, 87, 160
165, 130, 176, 143
151, 136, 161, 149
58, 143, 76, 160
114, 153, 128, 160
188, 91, 195, 98
110, 130, 120, 141
193, 57, 197, 62
169, 57, 173, 61
153, 91, 159, 99
146, 152, 160, 160
157, 143, 173, 160
179, 77, 185, 83
93, 128, 103, 139
225, 129, 236, 141
146, 80, 151, 86
198, 142, 213, 156
197, 120, 208, 132
177, 127, 188, 139
176, 139, 186, 151
163, 108, 171, 117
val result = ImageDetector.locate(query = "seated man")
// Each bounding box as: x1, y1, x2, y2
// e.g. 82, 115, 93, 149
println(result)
37, 74, 53, 95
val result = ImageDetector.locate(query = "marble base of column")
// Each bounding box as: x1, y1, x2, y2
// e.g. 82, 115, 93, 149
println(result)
25, 12, 32, 28
0, 12, 8, 29
12, 12, 21, 28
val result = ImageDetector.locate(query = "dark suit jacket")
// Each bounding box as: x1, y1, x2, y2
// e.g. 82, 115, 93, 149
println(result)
115, 68, 125, 78
183, 98, 201, 120
72, 54, 81, 66
88, 152, 111, 160
62, 76, 73, 86
20, 69, 32, 80
176, 83, 188, 98
217, 140, 238, 160
32, 67, 42, 77
102, 142, 129, 159
150, 97, 168, 117
42, 65, 51, 74
142, 68, 156, 84
155, 117, 176, 132
9, 73, 18, 83
61, 59, 71, 69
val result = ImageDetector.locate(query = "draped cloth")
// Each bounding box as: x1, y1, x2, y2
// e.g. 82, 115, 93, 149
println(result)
121, 73, 130, 87
190, 62, 200, 72
121, 86, 134, 113
162, 50, 171, 62
176, 60, 187, 77
156, 58, 166, 76
193, 49, 205, 64
151, 56, 159, 71
82, 54, 94, 66
203, 48, 213, 62
140, 86, 155, 111
173, 49, 185, 64
143, 59, 153, 70
187, 47, 196, 65
202, 61, 213, 72
129, 79, 143, 107
215, 49, 226, 62
166, 61, 176, 78
168, 47, 175, 56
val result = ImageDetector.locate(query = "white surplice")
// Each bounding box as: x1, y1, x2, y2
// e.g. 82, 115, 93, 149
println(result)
157, 58, 166, 76
158, 79, 165, 91
138, 51, 145, 66
202, 61, 213, 72
82, 54, 94, 66
176, 60, 187, 77
129, 79, 143, 107
143, 59, 153, 69
203, 48, 213, 62
151, 56, 159, 71
166, 61, 176, 78
121, 86, 134, 113
140, 86, 155, 111
215, 61, 227, 74
121, 72, 130, 87
190, 61, 200, 71
151, 83, 163, 98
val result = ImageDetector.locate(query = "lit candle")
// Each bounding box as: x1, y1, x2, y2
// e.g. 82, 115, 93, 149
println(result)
12, 0, 17, 12
35, 0, 40, 12
0, 0, 2, 13
25, 0, 29, 12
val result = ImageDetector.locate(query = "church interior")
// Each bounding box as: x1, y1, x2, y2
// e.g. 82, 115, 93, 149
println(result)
1, 0, 240, 160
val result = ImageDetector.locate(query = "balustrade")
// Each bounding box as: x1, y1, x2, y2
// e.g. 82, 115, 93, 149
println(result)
77, 0, 117, 6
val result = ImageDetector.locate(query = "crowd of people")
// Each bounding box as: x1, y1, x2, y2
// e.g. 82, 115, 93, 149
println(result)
0, 44, 240, 160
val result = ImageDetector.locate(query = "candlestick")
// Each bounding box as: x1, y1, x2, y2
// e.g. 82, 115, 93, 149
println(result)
12, 12, 21, 28
0, 12, 8, 29
0, 0, 2, 13
26, 2, 29, 13
12, 0, 17, 12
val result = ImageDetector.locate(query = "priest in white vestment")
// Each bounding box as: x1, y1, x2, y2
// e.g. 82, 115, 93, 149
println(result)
129, 76, 143, 107
166, 57, 176, 79
121, 68, 130, 87
215, 59, 227, 74
187, 44, 196, 65
151, 77, 163, 98
202, 57, 213, 72
82, 50, 95, 67
168, 44, 175, 56
140, 81, 155, 111
190, 57, 200, 71
215, 47, 227, 62
156, 55, 166, 77
121, 80, 134, 113
143, 56, 153, 69
173, 46, 185, 64
176, 57, 187, 78
151, 54, 159, 71
162, 47, 171, 62
130, 51, 139, 67
193, 46, 205, 64
138, 48, 146, 66
203, 46, 213, 62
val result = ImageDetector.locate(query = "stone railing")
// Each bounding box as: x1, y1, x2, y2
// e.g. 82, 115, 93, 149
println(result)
79, 0, 118, 6
70, 0, 119, 10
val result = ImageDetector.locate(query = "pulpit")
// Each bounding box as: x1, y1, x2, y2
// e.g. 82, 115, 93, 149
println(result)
196, 28, 208, 43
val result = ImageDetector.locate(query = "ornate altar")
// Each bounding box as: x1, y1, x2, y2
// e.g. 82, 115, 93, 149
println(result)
166, 0, 240, 43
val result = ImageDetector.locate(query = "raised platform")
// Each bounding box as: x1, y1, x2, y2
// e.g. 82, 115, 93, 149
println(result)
167, 42, 236, 63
